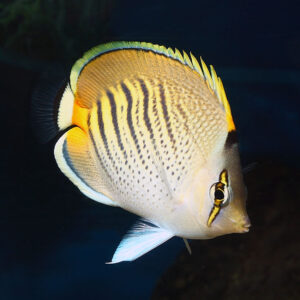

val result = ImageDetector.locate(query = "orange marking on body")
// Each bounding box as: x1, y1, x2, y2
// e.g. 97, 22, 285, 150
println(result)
72, 98, 89, 132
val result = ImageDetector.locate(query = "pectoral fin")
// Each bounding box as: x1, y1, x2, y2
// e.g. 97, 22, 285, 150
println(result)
107, 220, 174, 264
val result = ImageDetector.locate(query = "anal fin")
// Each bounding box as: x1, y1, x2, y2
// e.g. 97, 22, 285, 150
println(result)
54, 126, 116, 206
107, 220, 174, 264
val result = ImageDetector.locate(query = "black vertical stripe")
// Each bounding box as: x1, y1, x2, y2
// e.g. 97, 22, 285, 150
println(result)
96, 102, 119, 174
87, 113, 114, 183
87, 112, 91, 129
175, 103, 190, 134
138, 79, 154, 140
97, 100, 114, 163
176, 103, 188, 123
150, 79, 159, 121
121, 82, 141, 153
88, 130, 114, 183
106, 90, 125, 153
159, 83, 175, 145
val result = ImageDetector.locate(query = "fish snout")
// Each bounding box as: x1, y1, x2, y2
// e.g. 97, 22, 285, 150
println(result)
239, 215, 251, 233
228, 214, 251, 233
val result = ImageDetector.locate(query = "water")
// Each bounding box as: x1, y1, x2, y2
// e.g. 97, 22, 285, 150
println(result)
0, 0, 299, 299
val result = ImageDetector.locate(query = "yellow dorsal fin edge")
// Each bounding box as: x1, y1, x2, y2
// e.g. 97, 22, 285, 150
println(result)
218, 78, 236, 131
70, 41, 235, 131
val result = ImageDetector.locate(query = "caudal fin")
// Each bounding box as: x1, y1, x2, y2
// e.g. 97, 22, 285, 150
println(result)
31, 70, 75, 143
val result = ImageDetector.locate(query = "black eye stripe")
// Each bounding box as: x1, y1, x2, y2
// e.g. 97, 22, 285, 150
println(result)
219, 169, 228, 186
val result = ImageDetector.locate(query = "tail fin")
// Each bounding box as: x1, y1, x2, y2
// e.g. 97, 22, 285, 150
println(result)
31, 70, 74, 143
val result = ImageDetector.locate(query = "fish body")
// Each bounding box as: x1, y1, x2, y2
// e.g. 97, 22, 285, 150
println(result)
34, 42, 250, 263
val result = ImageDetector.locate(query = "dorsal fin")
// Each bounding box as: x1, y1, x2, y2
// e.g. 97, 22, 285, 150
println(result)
70, 41, 235, 131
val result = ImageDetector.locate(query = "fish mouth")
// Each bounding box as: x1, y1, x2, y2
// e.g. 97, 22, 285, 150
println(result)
240, 217, 251, 233
241, 223, 251, 233
228, 215, 251, 233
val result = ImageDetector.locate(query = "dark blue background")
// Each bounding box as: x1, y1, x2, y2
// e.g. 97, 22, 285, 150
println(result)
0, 0, 299, 299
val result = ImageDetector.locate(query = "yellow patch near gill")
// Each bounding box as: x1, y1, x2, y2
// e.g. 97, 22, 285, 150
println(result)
72, 100, 89, 132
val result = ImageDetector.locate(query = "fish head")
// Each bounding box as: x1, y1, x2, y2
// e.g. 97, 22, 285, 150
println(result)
188, 143, 250, 239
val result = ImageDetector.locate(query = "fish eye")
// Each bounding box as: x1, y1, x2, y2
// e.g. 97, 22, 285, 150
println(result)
221, 186, 230, 206
209, 183, 230, 206
209, 183, 218, 200
214, 189, 224, 200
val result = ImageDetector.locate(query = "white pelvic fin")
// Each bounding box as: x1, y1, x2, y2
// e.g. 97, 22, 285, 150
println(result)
183, 238, 192, 255
107, 220, 174, 264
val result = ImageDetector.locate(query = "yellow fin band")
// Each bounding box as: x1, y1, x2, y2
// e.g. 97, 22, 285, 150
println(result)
200, 57, 213, 89
183, 51, 193, 69
167, 47, 175, 57
190, 52, 204, 77
218, 78, 236, 132
210, 65, 221, 102
70, 41, 235, 131
174, 48, 184, 62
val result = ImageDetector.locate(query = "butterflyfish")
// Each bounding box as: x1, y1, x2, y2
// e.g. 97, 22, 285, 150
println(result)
33, 41, 250, 263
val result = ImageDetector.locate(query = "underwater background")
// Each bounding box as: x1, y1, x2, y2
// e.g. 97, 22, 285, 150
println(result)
0, 0, 299, 299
